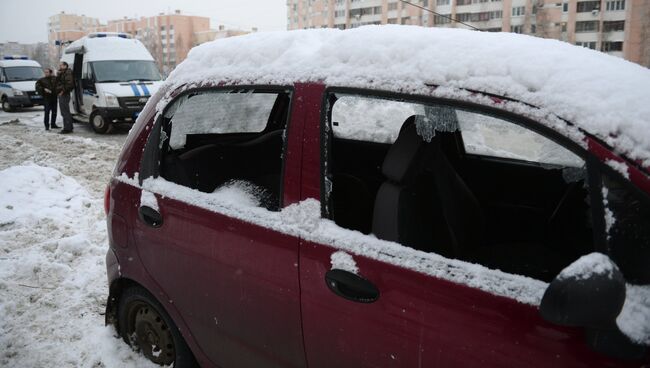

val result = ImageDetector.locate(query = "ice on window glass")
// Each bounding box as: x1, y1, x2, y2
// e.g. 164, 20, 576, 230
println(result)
457, 111, 584, 167
168, 92, 277, 149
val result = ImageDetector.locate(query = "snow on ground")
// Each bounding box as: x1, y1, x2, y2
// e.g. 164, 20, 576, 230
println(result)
0, 109, 156, 367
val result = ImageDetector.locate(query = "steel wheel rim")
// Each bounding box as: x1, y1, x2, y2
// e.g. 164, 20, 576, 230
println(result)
93, 114, 105, 129
2, 100, 9, 110
126, 301, 175, 365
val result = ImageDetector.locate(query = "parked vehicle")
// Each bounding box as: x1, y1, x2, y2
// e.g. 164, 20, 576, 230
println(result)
0, 56, 44, 112
104, 26, 650, 367
61, 32, 163, 133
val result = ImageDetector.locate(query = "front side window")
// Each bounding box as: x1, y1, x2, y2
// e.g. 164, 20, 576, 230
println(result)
325, 92, 591, 281
151, 88, 292, 211
602, 172, 650, 284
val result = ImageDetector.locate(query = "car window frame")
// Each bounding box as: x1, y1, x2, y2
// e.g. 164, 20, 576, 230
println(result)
318, 86, 623, 278
140, 84, 295, 209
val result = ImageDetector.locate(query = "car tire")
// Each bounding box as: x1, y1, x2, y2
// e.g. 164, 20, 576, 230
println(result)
2, 97, 14, 112
117, 285, 198, 368
90, 110, 111, 134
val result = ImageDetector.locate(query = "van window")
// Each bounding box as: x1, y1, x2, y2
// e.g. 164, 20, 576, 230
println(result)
325, 93, 592, 281
91, 60, 161, 83
156, 89, 292, 211
3, 67, 44, 82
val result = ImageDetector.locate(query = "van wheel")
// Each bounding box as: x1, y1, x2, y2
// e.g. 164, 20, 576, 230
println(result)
2, 97, 14, 112
118, 286, 198, 367
90, 110, 111, 134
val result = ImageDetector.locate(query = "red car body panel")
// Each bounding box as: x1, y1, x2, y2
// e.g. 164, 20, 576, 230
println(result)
106, 82, 650, 367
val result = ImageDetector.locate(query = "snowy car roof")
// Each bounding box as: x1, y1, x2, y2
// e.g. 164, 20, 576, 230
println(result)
162, 26, 650, 167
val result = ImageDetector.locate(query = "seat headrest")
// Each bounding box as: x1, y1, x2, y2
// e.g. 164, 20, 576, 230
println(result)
382, 115, 428, 183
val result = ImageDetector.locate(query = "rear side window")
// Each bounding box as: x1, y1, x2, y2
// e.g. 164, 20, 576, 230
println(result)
154, 88, 292, 211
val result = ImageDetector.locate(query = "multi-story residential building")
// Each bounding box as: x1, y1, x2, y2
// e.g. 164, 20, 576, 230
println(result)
287, 0, 650, 67
101, 10, 210, 75
46, 11, 251, 74
47, 12, 102, 66
194, 25, 255, 46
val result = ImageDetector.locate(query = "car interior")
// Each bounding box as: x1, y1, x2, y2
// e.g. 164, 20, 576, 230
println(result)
158, 91, 291, 211
327, 96, 594, 282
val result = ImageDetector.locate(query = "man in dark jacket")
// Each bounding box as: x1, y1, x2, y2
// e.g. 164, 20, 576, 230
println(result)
56, 61, 74, 134
35, 68, 60, 130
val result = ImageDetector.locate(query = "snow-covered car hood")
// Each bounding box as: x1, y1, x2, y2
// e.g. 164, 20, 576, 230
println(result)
160, 25, 650, 168
6, 80, 37, 92
98, 81, 162, 98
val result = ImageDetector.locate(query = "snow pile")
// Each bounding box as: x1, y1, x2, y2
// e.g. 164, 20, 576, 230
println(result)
556, 252, 618, 281
161, 26, 650, 166
617, 285, 650, 345
330, 251, 359, 274
0, 164, 155, 367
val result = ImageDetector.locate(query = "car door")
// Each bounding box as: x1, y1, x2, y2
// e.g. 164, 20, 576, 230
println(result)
133, 86, 306, 368
298, 89, 642, 367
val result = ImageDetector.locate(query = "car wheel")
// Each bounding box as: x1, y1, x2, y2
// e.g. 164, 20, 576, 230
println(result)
118, 286, 198, 367
2, 97, 14, 112
90, 110, 111, 134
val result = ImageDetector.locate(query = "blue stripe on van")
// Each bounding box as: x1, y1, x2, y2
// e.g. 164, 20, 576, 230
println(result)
0, 83, 11, 88
139, 83, 150, 96
130, 83, 141, 96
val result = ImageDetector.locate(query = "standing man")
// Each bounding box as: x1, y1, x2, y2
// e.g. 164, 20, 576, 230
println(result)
35, 68, 60, 130
56, 61, 74, 134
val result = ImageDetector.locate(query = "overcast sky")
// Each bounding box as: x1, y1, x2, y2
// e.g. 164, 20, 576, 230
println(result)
0, 0, 288, 44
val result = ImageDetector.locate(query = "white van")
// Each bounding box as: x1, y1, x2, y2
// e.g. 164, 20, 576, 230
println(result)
61, 32, 163, 133
0, 57, 44, 112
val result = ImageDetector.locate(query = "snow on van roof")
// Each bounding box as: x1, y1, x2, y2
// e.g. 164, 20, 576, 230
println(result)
0, 59, 41, 68
64, 36, 154, 62
163, 25, 650, 167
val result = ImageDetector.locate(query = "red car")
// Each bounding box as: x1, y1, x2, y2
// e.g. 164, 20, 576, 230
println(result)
104, 27, 650, 367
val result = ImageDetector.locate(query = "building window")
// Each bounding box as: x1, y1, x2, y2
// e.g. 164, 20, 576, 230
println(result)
576, 1, 600, 12
576, 41, 597, 49
388, 2, 399, 9
457, 0, 472, 5
563, 2, 569, 11
489, 10, 503, 19
602, 41, 623, 51
530, 24, 537, 33
603, 20, 625, 32
335, 10, 346, 17
433, 14, 451, 24
606, 0, 625, 10
511, 24, 523, 33
575, 20, 599, 32
512, 6, 526, 16
436, 0, 450, 5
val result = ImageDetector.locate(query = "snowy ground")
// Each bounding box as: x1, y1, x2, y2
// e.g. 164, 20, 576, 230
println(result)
0, 108, 157, 367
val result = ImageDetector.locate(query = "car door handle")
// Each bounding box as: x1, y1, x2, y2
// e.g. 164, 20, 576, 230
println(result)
138, 206, 163, 228
325, 269, 379, 303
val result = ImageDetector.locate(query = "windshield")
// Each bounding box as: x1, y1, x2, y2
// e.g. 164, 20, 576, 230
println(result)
4, 67, 44, 81
91, 60, 161, 83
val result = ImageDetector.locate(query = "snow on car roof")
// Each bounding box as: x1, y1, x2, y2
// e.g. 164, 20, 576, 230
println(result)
162, 25, 650, 167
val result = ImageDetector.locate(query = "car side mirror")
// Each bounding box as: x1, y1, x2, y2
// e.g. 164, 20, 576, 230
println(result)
540, 253, 625, 328
540, 253, 647, 360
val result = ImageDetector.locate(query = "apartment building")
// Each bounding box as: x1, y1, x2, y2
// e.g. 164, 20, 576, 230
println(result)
46, 11, 218, 74
0, 42, 49, 67
287, 0, 650, 66
101, 10, 210, 74
47, 12, 102, 65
